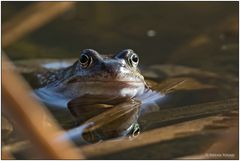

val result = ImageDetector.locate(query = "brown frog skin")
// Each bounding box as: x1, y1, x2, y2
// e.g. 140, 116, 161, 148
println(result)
33, 49, 163, 143
35, 49, 148, 108
34, 49, 153, 142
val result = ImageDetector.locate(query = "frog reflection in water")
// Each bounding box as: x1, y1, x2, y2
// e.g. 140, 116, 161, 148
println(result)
35, 49, 161, 142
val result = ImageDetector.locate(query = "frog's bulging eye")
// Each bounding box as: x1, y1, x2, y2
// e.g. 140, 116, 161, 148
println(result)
114, 49, 139, 67
79, 53, 92, 68
131, 54, 139, 64
128, 53, 139, 67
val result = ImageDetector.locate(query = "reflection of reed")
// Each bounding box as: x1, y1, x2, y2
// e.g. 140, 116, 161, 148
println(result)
78, 99, 238, 159
2, 54, 83, 159
2, 2, 238, 159
2, 2, 75, 48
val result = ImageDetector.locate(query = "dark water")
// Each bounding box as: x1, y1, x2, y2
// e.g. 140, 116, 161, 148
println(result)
2, 2, 239, 159
2, 2, 238, 71
2, 1, 239, 95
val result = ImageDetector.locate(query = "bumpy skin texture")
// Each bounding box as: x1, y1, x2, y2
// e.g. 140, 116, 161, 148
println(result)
34, 49, 155, 142
36, 49, 147, 100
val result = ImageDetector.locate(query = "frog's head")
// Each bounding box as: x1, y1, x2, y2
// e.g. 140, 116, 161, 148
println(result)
51, 49, 147, 99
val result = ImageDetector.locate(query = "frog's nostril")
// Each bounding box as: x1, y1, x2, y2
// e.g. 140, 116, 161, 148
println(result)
125, 49, 134, 53
101, 62, 120, 78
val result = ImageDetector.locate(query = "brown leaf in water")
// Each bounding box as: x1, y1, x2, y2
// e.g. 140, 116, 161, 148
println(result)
83, 99, 141, 131
68, 95, 132, 123
81, 99, 141, 142
148, 77, 215, 95
143, 64, 220, 80
79, 110, 238, 159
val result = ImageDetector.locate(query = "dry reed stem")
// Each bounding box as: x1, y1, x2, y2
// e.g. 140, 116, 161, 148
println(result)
2, 54, 84, 159
2, 2, 75, 48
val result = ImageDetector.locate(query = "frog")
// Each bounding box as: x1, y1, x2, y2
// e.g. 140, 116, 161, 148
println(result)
34, 49, 161, 142
36, 49, 147, 102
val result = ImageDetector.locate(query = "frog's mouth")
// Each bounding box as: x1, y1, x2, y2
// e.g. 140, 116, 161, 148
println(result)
68, 79, 144, 87
66, 73, 147, 87
63, 78, 147, 98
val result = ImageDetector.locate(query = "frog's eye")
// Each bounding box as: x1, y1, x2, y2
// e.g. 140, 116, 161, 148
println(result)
79, 53, 92, 68
114, 49, 139, 67
128, 53, 139, 68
